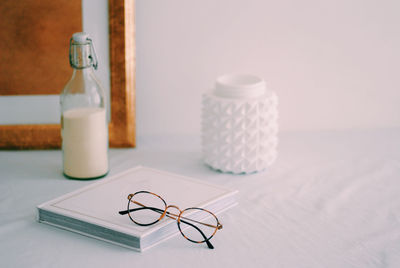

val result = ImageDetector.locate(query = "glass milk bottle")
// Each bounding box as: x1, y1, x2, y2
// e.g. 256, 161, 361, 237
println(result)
60, 32, 109, 179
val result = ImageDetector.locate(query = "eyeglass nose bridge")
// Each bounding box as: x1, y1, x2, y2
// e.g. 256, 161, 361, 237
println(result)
159, 204, 182, 221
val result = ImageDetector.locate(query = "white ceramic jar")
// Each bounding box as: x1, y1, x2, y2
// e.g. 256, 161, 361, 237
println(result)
202, 74, 278, 174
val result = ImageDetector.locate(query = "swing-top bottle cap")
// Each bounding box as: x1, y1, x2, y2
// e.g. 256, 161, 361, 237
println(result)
72, 32, 90, 44
69, 32, 98, 70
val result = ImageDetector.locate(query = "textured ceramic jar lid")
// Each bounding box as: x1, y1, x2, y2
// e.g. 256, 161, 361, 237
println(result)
214, 74, 266, 98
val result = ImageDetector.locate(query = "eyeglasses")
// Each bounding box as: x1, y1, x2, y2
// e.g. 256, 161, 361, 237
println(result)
118, 191, 223, 249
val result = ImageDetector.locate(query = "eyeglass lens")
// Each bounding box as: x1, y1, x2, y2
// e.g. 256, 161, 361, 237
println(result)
128, 192, 166, 225
178, 208, 218, 243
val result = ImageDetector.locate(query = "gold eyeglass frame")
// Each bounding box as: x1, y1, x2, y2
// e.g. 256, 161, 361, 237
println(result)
118, 191, 223, 249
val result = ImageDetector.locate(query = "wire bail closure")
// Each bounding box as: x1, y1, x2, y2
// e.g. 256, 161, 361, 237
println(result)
69, 36, 98, 70
87, 38, 98, 70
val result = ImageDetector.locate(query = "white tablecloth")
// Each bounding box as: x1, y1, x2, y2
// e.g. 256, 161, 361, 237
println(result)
1, 129, 400, 268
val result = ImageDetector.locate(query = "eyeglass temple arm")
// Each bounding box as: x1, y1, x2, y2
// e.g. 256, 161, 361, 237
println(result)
118, 207, 214, 249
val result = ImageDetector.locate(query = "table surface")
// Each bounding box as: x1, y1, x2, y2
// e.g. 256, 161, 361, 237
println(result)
1, 129, 400, 268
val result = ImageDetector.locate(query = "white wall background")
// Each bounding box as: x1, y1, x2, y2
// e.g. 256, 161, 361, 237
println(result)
1, 0, 399, 136
136, 0, 400, 136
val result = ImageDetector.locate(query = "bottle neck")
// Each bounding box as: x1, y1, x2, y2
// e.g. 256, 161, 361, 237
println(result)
71, 67, 93, 78
69, 43, 94, 69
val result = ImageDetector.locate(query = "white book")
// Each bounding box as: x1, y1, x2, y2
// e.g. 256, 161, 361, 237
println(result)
37, 166, 238, 252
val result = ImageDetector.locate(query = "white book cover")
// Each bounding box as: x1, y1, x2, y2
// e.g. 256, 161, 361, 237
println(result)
37, 166, 238, 251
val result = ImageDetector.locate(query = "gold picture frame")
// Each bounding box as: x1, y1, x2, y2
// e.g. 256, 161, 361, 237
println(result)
0, 0, 135, 149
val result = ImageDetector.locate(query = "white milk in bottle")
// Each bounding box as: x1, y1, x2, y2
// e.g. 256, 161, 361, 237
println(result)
62, 107, 108, 178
